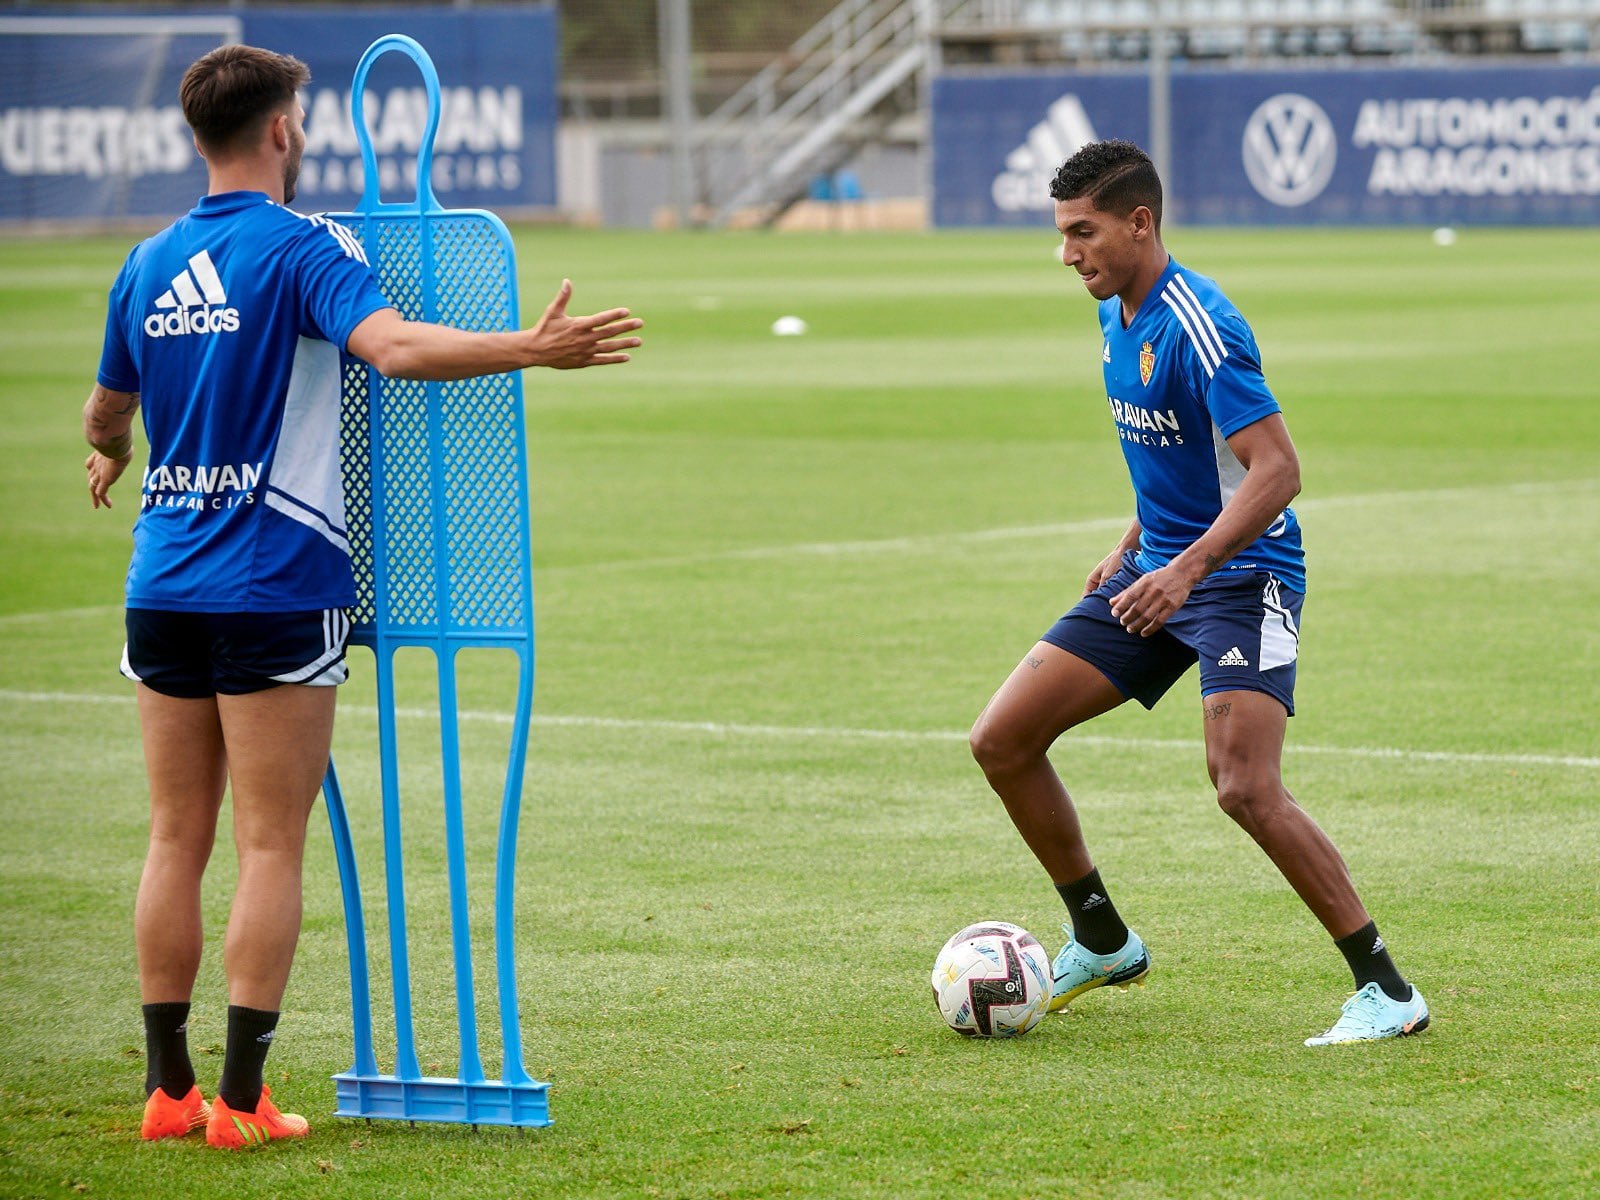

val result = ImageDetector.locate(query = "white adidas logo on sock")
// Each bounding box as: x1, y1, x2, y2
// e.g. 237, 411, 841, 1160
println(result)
1082, 892, 1107, 910
1217, 646, 1250, 667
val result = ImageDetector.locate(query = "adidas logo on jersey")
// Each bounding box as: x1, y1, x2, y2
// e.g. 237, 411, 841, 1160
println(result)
1217, 646, 1250, 667
991, 94, 1098, 213
143, 250, 241, 338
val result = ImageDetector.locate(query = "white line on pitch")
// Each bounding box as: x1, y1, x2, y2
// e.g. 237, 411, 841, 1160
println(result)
540, 515, 1132, 575
4, 689, 1595, 772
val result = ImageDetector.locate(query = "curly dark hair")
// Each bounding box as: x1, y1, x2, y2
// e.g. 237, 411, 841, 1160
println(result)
1049, 140, 1163, 230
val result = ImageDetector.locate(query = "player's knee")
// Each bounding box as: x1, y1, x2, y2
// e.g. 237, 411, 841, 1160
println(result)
969, 717, 1035, 779
234, 821, 312, 860
1214, 780, 1258, 824
147, 821, 217, 866
1214, 774, 1285, 825
967, 719, 999, 771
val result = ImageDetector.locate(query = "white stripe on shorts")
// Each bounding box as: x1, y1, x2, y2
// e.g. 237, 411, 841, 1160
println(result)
271, 608, 350, 685
1259, 577, 1300, 672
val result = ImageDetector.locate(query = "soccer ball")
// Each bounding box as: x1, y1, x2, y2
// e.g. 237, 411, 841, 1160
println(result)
930, 921, 1052, 1037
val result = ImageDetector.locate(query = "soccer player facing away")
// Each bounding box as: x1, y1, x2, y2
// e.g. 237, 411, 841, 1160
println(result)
82, 46, 642, 1147
969, 140, 1428, 1045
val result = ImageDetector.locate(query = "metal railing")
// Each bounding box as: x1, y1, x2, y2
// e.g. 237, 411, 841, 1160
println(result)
684, 0, 1599, 224
693, 0, 981, 223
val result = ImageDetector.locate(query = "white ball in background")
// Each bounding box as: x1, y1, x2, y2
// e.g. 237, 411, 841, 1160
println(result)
1432, 226, 1458, 247
771, 315, 808, 336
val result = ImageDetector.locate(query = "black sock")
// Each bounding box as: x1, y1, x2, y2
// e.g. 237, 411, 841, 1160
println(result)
141, 1002, 195, 1100
1334, 921, 1410, 1002
217, 1005, 280, 1113
1055, 868, 1129, 955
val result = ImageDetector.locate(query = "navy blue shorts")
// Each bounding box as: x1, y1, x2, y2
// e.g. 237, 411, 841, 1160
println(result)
120, 608, 352, 699
1041, 552, 1303, 715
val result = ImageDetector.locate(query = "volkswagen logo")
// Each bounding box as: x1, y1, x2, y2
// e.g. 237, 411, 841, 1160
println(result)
1242, 94, 1337, 207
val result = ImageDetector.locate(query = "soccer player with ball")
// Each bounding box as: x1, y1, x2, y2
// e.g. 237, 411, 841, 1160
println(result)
968, 140, 1428, 1046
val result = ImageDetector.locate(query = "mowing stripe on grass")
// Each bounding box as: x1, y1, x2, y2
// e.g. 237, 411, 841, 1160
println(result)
540, 476, 1597, 575
5, 480, 1591, 627
6, 688, 1595, 772
0, 604, 129, 627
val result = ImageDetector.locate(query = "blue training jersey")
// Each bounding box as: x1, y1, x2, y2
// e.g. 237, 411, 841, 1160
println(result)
1099, 256, 1305, 593
97, 191, 391, 612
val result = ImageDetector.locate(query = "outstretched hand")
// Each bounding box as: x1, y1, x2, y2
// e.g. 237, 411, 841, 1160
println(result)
529, 279, 644, 369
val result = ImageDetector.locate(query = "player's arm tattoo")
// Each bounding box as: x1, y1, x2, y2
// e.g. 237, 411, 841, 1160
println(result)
84, 387, 140, 460
1204, 702, 1232, 720
1203, 537, 1242, 579
1025, 655, 1044, 671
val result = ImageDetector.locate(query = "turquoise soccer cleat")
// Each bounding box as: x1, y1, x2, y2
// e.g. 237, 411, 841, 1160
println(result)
1304, 982, 1430, 1046
1049, 927, 1150, 1012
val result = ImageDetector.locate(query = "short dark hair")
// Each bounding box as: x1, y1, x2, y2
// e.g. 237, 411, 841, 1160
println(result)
1049, 140, 1163, 229
180, 45, 310, 155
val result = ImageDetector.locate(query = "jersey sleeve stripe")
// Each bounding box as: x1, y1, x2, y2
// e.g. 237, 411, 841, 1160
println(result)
1164, 280, 1226, 369
1168, 275, 1230, 366
1162, 291, 1222, 377
330, 223, 370, 265
303, 213, 371, 265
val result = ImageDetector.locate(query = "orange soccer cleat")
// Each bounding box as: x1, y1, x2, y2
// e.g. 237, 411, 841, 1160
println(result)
204, 1086, 310, 1149
141, 1084, 212, 1140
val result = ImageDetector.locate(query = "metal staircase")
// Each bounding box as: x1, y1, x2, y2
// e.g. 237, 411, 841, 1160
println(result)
693, 0, 977, 226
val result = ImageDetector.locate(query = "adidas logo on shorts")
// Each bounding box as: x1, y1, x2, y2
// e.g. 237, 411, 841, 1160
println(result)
1217, 646, 1250, 667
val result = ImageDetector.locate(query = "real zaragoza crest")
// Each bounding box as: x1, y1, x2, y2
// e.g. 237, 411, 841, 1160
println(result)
1139, 341, 1155, 386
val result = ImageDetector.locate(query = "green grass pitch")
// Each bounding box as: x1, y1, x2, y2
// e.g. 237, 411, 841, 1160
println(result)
1, 224, 1597, 1199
